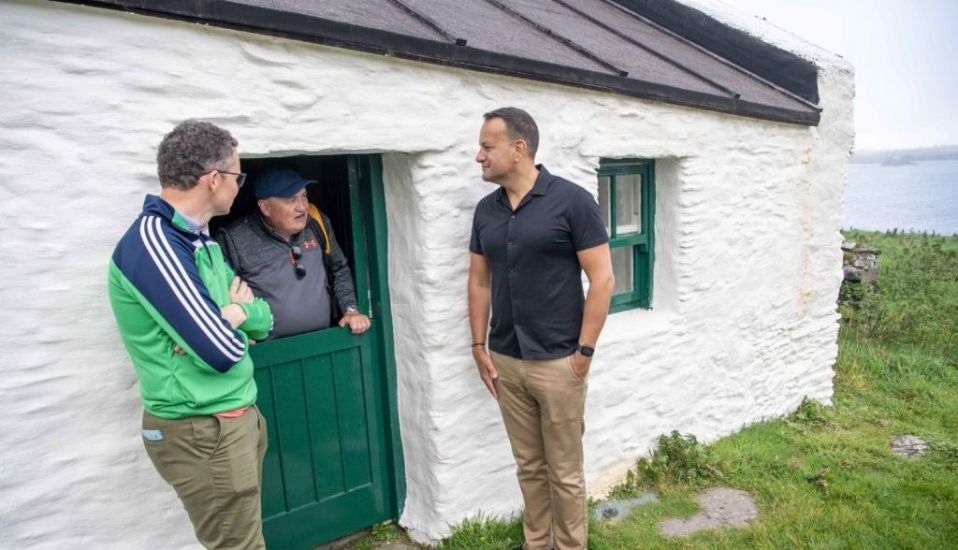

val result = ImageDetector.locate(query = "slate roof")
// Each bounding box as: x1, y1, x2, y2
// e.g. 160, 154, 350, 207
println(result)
59, 0, 822, 125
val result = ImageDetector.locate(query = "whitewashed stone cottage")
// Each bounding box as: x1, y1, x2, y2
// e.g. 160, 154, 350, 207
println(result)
0, 0, 853, 547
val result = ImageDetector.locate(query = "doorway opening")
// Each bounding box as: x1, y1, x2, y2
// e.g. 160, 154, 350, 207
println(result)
213, 154, 404, 550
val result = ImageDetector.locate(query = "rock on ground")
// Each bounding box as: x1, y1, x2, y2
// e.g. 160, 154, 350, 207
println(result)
659, 487, 757, 537
594, 493, 659, 522
891, 435, 930, 459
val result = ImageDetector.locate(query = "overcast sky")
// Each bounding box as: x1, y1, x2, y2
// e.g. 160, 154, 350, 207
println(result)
727, 0, 958, 151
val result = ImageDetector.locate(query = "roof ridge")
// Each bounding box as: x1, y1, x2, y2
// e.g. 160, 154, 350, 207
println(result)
607, 0, 821, 111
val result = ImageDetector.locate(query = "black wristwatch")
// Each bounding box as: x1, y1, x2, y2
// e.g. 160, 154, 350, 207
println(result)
576, 344, 595, 357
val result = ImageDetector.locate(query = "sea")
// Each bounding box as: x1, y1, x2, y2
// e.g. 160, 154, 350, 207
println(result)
844, 159, 958, 236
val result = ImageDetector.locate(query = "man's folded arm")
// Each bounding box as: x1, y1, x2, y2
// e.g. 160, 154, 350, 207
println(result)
117, 220, 250, 373
222, 259, 274, 340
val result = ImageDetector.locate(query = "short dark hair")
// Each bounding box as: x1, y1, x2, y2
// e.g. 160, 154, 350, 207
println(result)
156, 120, 238, 190
483, 107, 539, 158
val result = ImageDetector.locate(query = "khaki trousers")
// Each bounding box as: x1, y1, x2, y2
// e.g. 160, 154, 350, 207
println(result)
142, 406, 268, 550
492, 351, 589, 550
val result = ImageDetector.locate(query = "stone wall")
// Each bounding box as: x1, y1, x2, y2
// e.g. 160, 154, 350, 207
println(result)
842, 241, 881, 283
0, 0, 853, 546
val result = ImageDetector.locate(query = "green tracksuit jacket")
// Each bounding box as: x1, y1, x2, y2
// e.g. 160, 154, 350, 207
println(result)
108, 195, 273, 419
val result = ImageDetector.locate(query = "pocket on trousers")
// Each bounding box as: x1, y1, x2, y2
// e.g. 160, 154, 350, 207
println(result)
566, 354, 587, 382
191, 416, 223, 461
141, 413, 194, 486
255, 406, 269, 458
218, 412, 262, 498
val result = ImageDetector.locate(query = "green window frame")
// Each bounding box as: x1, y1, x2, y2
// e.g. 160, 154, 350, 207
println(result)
597, 158, 655, 312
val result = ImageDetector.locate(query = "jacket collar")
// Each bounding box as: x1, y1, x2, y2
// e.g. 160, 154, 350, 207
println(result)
141, 195, 199, 235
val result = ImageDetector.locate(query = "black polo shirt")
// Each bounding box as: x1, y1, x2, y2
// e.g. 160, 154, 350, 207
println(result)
470, 165, 609, 360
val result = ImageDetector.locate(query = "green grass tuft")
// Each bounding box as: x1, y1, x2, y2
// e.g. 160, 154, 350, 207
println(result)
610, 431, 727, 497
370, 521, 400, 542
438, 512, 524, 550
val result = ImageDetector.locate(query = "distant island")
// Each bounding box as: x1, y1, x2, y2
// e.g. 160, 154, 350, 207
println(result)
879, 156, 916, 166
852, 145, 958, 165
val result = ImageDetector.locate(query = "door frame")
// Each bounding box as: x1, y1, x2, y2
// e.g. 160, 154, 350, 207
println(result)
350, 154, 406, 521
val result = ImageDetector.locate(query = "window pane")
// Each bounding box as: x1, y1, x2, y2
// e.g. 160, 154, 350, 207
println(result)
598, 175, 611, 234
611, 245, 634, 295
615, 174, 642, 234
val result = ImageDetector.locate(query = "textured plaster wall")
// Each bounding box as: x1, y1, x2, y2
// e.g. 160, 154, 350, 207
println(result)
0, 0, 853, 547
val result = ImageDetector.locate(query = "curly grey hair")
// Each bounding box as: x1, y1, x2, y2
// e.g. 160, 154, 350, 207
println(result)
156, 120, 238, 190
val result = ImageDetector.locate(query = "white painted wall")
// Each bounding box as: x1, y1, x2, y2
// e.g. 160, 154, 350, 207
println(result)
0, 0, 853, 547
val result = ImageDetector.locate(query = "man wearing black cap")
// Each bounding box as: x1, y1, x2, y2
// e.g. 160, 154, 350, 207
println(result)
216, 166, 370, 339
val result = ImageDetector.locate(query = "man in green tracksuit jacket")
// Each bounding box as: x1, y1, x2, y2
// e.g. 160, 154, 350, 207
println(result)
108, 120, 273, 549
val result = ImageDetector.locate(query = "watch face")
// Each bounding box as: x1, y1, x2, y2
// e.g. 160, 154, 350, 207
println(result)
578, 345, 595, 357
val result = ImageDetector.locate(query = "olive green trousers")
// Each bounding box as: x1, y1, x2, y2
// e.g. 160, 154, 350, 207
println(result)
142, 406, 268, 549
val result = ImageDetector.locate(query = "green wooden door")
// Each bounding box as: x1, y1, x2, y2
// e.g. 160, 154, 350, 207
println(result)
250, 156, 403, 549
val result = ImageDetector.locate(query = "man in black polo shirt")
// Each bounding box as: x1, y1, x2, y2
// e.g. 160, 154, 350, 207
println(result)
468, 107, 615, 550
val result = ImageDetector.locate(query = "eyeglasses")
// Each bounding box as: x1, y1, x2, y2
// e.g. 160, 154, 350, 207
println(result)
218, 170, 247, 188
203, 169, 247, 188
290, 246, 306, 279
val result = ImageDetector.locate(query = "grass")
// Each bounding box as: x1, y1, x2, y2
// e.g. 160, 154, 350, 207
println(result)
343, 521, 419, 550
427, 230, 958, 549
